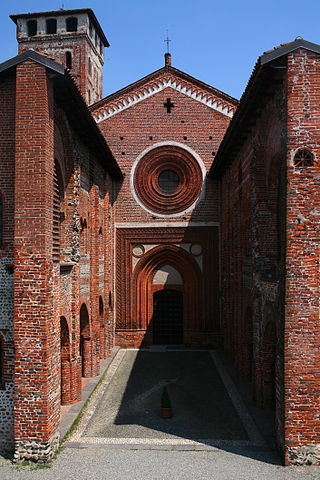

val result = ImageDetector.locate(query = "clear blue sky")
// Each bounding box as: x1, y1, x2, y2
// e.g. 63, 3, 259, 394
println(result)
1, 0, 320, 100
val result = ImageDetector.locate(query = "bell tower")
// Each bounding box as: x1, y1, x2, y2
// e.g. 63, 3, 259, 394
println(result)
10, 8, 109, 104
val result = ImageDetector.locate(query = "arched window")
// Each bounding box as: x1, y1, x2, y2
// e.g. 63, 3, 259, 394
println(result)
66, 51, 72, 69
0, 194, 3, 248
46, 18, 57, 34
294, 148, 314, 168
66, 17, 78, 32
99, 296, 104, 316
27, 20, 37, 37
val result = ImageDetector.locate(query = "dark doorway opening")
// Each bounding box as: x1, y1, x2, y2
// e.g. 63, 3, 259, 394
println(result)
153, 289, 183, 345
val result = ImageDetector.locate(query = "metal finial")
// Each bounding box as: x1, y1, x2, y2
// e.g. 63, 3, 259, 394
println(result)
164, 30, 171, 54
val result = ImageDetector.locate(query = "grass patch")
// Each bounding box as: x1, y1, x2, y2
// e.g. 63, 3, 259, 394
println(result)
31, 463, 52, 470
62, 355, 116, 443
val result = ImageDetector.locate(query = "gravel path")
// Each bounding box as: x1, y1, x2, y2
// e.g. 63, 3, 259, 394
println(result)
1, 349, 320, 479
1, 445, 320, 480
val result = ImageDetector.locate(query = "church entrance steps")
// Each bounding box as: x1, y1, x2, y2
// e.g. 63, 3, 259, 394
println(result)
65, 349, 267, 451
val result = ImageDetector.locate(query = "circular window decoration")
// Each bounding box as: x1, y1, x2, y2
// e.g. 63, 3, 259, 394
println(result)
132, 244, 145, 258
134, 145, 203, 214
294, 148, 314, 168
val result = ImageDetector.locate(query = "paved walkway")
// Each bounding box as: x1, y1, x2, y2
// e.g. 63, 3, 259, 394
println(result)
1, 348, 320, 479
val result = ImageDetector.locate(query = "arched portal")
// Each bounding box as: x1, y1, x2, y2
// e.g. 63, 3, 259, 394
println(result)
60, 316, 71, 405
131, 245, 202, 346
80, 303, 91, 377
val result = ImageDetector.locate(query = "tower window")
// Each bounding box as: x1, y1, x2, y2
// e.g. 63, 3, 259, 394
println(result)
27, 20, 37, 37
46, 18, 57, 34
89, 22, 94, 38
66, 17, 78, 32
66, 51, 72, 69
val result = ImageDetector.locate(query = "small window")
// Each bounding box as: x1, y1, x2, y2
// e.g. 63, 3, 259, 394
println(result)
294, 148, 314, 168
89, 22, 94, 38
66, 17, 78, 32
66, 51, 72, 69
46, 18, 57, 34
27, 20, 37, 37
88, 57, 92, 75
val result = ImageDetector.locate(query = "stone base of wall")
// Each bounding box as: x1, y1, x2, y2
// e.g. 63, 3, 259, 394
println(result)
287, 444, 320, 465
116, 329, 222, 349
13, 431, 60, 463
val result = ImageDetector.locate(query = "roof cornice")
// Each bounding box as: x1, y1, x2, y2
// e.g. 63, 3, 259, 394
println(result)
91, 65, 238, 122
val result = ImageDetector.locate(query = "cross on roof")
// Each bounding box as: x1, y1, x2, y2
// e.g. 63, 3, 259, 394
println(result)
164, 30, 171, 54
164, 98, 174, 113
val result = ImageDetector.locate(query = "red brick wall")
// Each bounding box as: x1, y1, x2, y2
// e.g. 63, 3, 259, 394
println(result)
97, 87, 230, 223
94, 85, 232, 347
219, 78, 286, 457
0, 73, 16, 453
13, 60, 59, 458
284, 49, 320, 464
17, 33, 103, 104
9, 58, 115, 461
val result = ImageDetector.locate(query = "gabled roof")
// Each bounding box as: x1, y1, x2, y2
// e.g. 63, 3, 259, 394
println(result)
0, 50, 122, 180
209, 37, 320, 178
260, 37, 320, 65
90, 63, 238, 122
10, 8, 109, 47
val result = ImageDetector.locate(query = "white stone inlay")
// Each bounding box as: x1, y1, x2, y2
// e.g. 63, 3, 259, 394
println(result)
93, 77, 235, 123
152, 265, 183, 285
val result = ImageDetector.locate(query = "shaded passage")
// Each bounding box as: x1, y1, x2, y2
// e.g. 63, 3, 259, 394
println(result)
84, 351, 248, 442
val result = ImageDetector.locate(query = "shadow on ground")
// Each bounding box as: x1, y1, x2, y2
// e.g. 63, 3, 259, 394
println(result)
83, 350, 280, 465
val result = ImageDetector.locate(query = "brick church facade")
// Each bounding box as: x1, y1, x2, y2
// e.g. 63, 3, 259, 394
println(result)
0, 8, 319, 465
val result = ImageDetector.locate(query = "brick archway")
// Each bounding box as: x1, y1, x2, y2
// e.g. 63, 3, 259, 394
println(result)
60, 316, 71, 405
131, 245, 202, 344
80, 303, 91, 377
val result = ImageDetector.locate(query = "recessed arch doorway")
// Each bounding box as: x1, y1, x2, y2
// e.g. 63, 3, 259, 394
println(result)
152, 289, 183, 345
132, 245, 202, 346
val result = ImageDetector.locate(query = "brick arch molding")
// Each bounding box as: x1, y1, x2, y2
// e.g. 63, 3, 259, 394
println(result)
130, 141, 206, 217
131, 245, 202, 336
